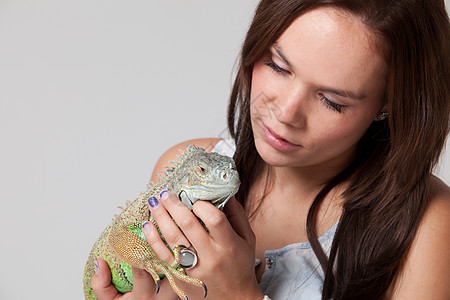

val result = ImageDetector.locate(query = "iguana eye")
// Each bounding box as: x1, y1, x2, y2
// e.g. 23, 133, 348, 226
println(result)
200, 167, 206, 173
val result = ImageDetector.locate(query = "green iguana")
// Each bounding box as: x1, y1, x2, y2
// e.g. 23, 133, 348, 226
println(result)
83, 145, 240, 299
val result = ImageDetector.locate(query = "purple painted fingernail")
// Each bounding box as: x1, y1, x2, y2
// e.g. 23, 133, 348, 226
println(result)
94, 258, 99, 274
160, 190, 169, 201
142, 221, 151, 234
148, 196, 159, 208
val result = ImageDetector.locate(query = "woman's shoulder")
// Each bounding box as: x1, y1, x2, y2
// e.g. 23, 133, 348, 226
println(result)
429, 176, 450, 201
423, 176, 450, 245
388, 177, 450, 298
424, 177, 450, 232
149, 138, 222, 183
423, 176, 450, 237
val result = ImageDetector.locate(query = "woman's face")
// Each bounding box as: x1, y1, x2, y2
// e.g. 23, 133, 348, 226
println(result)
250, 7, 388, 171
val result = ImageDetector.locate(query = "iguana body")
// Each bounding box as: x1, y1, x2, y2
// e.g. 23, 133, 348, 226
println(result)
83, 145, 240, 299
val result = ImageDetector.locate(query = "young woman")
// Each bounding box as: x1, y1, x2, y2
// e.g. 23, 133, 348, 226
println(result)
91, 0, 450, 299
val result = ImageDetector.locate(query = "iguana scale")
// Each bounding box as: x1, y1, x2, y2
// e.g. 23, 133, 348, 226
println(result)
83, 145, 240, 299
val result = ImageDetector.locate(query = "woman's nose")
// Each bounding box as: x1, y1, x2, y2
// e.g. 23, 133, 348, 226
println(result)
275, 84, 308, 128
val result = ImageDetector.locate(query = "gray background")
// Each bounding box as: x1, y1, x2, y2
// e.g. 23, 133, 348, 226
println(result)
0, 1, 448, 299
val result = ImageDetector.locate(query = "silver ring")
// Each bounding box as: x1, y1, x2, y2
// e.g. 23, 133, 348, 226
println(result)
180, 248, 198, 269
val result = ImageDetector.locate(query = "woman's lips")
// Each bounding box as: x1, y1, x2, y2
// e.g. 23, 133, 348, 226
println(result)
262, 125, 302, 151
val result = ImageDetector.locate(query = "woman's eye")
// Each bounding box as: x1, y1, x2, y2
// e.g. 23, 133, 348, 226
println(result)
264, 57, 290, 75
320, 96, 346, 113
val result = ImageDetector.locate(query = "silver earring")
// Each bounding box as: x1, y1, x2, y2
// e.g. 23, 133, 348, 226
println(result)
375, 112, 388, 121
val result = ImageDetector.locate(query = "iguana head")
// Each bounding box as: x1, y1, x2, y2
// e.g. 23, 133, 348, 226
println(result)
167, 145, 240, 211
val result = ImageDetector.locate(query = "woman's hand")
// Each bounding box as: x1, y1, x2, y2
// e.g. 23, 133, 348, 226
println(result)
145, 191, 263, 300
91, 191, 263, 300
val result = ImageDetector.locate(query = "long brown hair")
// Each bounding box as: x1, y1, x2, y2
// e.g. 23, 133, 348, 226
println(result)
227, 0, 450, 299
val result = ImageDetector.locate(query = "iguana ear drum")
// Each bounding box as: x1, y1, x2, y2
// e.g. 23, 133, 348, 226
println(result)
179, 190, 196, 210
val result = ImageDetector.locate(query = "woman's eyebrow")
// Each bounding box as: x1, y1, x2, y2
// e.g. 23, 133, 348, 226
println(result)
322, 87, 366, 101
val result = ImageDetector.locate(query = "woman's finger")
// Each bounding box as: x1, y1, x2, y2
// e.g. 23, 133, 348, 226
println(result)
91, 258, 124, 300
148, 192, 191, 249
192, 197, 255, 248
142, 220, 174, 264
224, 197, 256, 245
192, 200, 237, 245
130, 267, 158, 300
159, 190, 210, 248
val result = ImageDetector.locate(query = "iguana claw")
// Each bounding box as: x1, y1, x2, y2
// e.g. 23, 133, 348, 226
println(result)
155, 275, 160, 294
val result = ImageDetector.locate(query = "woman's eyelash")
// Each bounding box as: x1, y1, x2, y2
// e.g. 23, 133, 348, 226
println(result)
320, 96, 346, 113
264, 57, 289, 75
263, 57, 345, 113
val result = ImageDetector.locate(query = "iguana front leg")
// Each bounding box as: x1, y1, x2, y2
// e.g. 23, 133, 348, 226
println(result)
108, 224, 207, 300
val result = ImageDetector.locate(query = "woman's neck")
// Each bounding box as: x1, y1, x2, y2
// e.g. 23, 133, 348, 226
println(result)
248, 163, 345, 251
272, 161, 349, 195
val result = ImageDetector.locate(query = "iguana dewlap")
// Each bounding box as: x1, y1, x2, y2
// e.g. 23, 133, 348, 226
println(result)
83, 145, 240, 300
